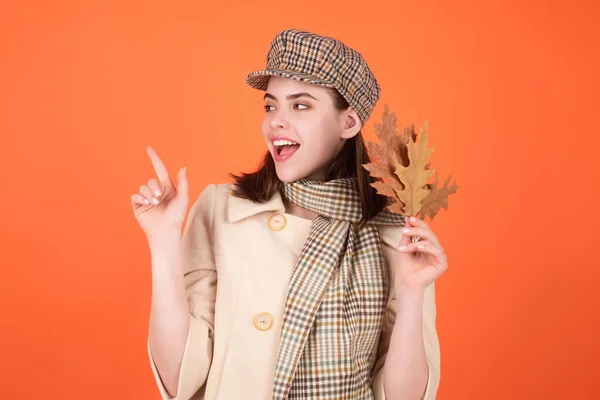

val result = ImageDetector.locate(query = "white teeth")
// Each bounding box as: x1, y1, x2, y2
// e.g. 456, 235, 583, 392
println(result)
273, 139, 298, 146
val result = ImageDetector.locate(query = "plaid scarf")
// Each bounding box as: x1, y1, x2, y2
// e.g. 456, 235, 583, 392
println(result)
272, 178, 406, 400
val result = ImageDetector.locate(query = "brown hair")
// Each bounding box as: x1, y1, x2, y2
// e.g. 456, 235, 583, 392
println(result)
229, 88, 386, 224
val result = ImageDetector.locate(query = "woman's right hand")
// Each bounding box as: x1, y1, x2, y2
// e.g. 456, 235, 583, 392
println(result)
131, 146, 189, 242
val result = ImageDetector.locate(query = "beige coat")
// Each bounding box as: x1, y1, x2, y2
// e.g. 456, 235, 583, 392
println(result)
147, 183, 441, 400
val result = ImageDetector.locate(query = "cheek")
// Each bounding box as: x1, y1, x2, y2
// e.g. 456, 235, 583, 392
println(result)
315, 119, 342, 148
261, 117, 271, 140
303, 128, 340, 159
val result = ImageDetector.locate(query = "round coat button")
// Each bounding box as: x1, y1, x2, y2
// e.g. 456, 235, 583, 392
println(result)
253, 312, 273, 331
268, 214, 286, 231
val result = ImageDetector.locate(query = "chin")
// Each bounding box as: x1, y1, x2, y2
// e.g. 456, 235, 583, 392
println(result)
271, 151, 326, 182
275, 167, 304, 183
275, 165, 326, 183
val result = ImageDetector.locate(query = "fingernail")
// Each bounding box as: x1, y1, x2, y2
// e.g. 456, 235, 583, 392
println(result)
152, 197, 159, 205
398, 245, 407, 251
410, 216, 417, 222
418, 245, 424, 249
154, 189, 161, 196
402, 228, 410, 233
143, 199, 150, 205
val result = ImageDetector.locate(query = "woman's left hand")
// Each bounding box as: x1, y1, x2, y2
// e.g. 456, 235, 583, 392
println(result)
394, 215, 448, 293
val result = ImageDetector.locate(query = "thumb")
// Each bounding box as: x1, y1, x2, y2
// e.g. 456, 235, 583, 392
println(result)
396, 216, 412, 253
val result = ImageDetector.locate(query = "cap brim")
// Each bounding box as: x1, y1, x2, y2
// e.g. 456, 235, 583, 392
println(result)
246, 68, 335, 90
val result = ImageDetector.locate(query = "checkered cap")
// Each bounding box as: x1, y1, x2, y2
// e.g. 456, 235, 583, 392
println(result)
246, 29, 381, 124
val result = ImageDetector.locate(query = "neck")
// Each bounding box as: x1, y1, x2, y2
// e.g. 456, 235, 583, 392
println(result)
283, 197, 318, 221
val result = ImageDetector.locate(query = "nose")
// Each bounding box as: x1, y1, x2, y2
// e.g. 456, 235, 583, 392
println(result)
269, 108, 290, 130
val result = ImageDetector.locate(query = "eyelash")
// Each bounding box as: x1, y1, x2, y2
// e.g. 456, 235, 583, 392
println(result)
264, 104, 309, 112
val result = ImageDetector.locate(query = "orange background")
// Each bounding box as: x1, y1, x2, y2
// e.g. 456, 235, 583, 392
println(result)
1, 1, 598, 399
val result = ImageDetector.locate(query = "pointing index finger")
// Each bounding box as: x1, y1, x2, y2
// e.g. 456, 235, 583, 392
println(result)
146, 146, 171, 184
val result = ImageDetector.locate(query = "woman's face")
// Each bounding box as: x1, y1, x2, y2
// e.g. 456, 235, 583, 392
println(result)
261, 76, 361, 182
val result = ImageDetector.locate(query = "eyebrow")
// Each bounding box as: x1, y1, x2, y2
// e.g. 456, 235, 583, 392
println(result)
263, 92, 319, 101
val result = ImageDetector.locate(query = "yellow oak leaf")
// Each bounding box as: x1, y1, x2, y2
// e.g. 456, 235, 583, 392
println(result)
394, 121, 436, 216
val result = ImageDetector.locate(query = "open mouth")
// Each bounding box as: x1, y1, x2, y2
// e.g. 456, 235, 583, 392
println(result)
273, 140, 301, 157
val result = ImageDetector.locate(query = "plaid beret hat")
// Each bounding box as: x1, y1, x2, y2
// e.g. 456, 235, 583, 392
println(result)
246, 29, 381, 124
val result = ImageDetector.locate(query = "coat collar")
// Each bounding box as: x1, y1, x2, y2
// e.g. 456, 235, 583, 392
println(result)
226, 185, 286, 223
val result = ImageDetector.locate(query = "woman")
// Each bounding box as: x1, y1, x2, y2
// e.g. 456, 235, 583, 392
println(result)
132, 29, 447, 400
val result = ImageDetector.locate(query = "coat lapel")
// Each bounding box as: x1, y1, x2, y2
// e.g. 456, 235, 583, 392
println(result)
226, 186, 286, 223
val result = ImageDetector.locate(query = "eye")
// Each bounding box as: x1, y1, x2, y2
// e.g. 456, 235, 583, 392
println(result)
264, 104, 275, 112
294, 103, 309, 110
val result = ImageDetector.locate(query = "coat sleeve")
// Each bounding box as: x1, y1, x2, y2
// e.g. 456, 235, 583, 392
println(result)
371, 226, 441, 400
147, 184, 218, 400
